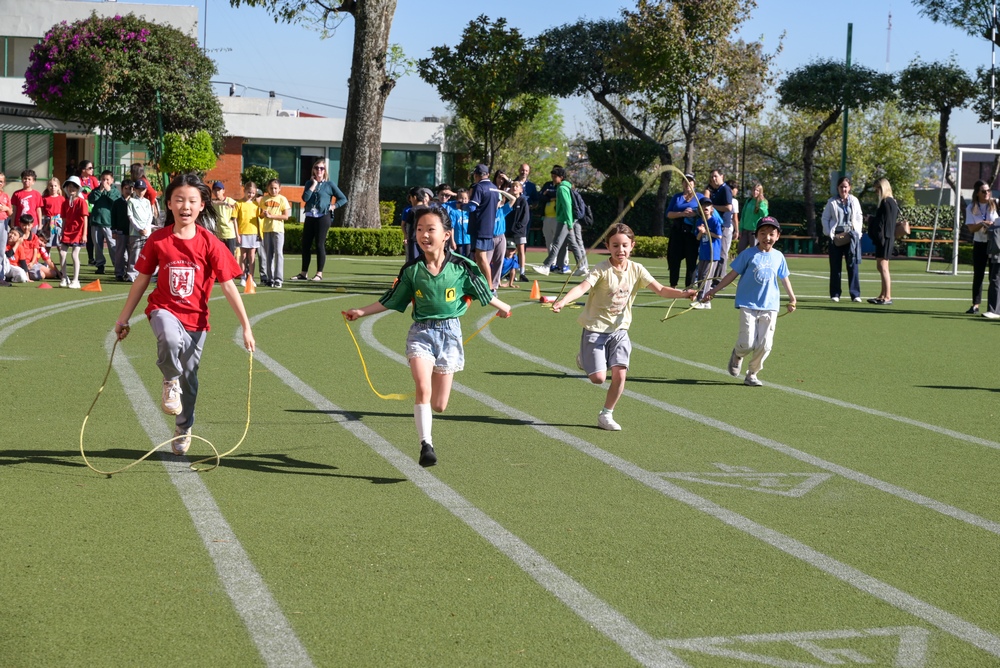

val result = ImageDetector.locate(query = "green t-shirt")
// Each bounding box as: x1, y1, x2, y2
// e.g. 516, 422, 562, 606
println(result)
380, 253, 494, 321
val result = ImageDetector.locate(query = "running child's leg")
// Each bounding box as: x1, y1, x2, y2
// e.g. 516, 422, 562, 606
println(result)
745, 309, 777, 374
430, 371, 454, 413
597, 330, 630, 430
604, 366, 628, 411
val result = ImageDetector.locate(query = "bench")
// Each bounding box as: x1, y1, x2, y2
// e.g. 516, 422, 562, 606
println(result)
901, 226, 951, 258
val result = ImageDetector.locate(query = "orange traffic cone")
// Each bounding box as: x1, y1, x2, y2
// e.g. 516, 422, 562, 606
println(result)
529, 280, 541, 301
37, 282, 53, 289
81, 279, 102, 292
243, 277, 256, 295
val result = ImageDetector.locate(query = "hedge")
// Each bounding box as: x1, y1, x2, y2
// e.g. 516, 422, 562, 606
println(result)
284, 224, 404, 256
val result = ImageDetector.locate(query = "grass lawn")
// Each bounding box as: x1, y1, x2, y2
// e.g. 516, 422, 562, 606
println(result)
1, 251, 998, 667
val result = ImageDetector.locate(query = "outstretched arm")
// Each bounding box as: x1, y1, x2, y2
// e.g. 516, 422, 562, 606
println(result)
114, 273, 153, 340
702, 270, 739, 301
648, 280, 697, 301
343, 302, 389, 321
221, 279, 256, 351
552, 281, 592, 312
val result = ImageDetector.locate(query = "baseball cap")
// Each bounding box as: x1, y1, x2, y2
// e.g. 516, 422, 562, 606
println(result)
133, 179, 148, 190
415, 187, 434, 201
756, 216, 781, 232
684, 173, 695, 182
506, 240, 516, 250
211, 181, 225, 190
473, 163, 490, 176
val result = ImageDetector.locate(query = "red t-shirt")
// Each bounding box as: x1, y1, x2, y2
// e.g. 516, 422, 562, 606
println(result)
11, 189, 41, 224
0, 192, 10, 221
42, 195, 65, 218
80, 175, 99, 191
142, 183, 158, 208
60, 196, 89, 244
16, 234, 46, 263
135, 225, 242, 331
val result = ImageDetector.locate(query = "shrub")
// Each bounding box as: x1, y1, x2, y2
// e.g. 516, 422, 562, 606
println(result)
241, 165, 278, 189
284, 224, 404, 256
632, 236, 668, 258
160, 130, 217, 175
379, 201, 396, 228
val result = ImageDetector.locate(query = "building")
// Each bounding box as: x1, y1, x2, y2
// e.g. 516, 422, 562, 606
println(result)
0, 0, 198, 191
206, 96, 448, 219
1, 0, 450, 215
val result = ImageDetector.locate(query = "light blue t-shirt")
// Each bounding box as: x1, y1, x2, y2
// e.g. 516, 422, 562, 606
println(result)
729, 246, 789, 311
446, 203, 469, 245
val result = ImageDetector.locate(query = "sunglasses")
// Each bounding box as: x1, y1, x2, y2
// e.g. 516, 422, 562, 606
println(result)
315, 166, 326, 171
981, 188, 990, 193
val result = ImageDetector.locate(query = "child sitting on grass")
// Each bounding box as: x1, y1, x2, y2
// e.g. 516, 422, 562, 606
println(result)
499, 241, 520, 287
344, 206, 512, 467
551, 223, 697, 431
701, 216, 796, 387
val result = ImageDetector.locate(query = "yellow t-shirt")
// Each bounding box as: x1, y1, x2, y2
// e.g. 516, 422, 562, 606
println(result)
212, 196, 238, 239
234, 200, 260, 236
259, 194, 290, 234
577, 259, 654, 333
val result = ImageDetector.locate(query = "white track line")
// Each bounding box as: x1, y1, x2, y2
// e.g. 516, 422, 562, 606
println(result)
477, 308, 1000, 537
247, 298, 688, 668
631, 343, 1000, 453
360, 312, 1000, 659
109, 314, 314, 668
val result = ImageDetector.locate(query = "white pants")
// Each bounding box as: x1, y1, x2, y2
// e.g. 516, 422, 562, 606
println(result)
735, 307, 777, 374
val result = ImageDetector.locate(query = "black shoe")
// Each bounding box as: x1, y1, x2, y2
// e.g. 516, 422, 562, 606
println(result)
94, 266, 105, 275
418, 441, 437, 467
867, 298, 881, 304
967, 305, 980, 314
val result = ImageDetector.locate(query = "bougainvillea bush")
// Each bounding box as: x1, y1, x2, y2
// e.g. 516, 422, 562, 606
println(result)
24, 12, 225, 156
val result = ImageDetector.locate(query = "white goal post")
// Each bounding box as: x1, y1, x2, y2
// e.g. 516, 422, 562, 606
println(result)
945, 147, 1000, 275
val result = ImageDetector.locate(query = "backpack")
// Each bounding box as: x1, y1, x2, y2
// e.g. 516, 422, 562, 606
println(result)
570, 188, 594, 227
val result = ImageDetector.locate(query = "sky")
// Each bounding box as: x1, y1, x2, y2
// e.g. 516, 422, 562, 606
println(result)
130, 0, 993, 144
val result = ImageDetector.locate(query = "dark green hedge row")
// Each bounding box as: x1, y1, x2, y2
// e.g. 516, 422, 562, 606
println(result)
284, 224, 404, 256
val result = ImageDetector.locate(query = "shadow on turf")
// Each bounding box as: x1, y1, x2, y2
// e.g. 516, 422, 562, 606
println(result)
0, 448, 406, 483
287, 408, 534, 427
917, 384, 1000, 393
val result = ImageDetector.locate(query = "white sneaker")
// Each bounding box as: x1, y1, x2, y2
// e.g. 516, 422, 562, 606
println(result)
598, 411, 622, 431
744, 372, 763, 387
728, 349, 743, 377
831, 296, 840, 303
68, 280, 81, 289
239, 277, 246, 287
572, 266, 589, 276
161, 379, 182, 415
852, 297, 862, 303
531, 265, 551, 276
983, 311, 1000, 320
59, 276, 69, 288
692, 301, 711, 310
171, 426, 191, 455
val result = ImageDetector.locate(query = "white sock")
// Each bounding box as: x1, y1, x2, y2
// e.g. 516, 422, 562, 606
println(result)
414, 403, 432, 444
600, 408, 613, 415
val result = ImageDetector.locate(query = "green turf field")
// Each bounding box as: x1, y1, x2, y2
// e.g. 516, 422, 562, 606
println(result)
2, 253, 999, 667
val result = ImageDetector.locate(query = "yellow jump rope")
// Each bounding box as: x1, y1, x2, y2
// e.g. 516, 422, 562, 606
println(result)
342, 310, 500, 401
80, 326, 254, 477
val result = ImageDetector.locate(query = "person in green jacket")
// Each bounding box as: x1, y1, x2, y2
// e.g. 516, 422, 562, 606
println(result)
530, 166, 586, 276
87, 170, 121, 275
737, 182, 768, 253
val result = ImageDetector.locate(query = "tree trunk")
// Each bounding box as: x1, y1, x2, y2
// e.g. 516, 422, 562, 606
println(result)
338, 0, 398, 228
801, 109, 842, 237
939, 108, 958, 194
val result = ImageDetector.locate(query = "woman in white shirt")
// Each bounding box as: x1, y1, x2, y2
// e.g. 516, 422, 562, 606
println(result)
821, 176, 864, 302
965, 180, 997, 315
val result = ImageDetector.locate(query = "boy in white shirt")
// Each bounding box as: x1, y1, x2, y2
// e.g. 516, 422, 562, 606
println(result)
126, 179, 154, 281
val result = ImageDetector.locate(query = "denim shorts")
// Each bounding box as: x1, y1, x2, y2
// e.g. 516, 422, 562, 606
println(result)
405, 318, 465, 374
474, 237, 495, 252
579, 328, 632, 376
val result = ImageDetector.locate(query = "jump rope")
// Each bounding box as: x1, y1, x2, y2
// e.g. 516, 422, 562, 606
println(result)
80, 323, 254, 477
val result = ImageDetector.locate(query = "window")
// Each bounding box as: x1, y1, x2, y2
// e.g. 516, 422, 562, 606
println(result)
327, 147, 341, 186
379, 150, 436, 188
3, 37, 39, 78
242, 144, 298, 185
1, 131, 51, 180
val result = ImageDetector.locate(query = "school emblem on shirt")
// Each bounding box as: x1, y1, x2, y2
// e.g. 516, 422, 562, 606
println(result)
445, 288, 456, 302
753, 255, 777, 285
169, 267, 195, 299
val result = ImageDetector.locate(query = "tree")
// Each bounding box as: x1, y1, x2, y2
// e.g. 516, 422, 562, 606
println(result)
898, 58, 976, 194
230, 0, 398, 228
621, 0, 778, 174
419, 16, 543, 170
160, 131, 218, 176
23, 13, 224, 158
446, 96, 568, 181
777, 59, 895, 235
913, 0, 1000, 46
585, 139, 660, 213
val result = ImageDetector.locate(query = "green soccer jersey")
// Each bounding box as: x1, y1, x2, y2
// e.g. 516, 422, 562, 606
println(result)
380, 252, 494, 321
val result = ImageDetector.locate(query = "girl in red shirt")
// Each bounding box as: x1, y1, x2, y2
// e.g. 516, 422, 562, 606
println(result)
42, 177, 65, 256
59, 176, 88, 289
114, 174, 256, 456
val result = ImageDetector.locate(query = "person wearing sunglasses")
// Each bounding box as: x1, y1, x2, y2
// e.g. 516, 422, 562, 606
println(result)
293, 158, 347, 282
966, 179, 999, 316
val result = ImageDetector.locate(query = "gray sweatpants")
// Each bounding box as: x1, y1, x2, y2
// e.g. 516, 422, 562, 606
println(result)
150, 309, 206, 430
262, 231, 284, 285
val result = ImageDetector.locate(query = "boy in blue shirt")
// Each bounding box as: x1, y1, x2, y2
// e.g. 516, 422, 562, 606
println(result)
701, 216, 797, 387
691, 198, 723, 309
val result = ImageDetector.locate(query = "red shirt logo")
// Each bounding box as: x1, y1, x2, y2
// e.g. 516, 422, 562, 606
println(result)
169, 266, 195, 299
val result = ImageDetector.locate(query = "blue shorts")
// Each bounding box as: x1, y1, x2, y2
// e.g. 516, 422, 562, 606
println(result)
579, 328, 632, 376
405, 318, 465, 374
474, 237, 495, 252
